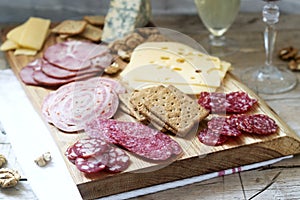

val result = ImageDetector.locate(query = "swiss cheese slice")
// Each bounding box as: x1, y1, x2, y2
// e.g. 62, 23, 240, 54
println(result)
120, 42, 231, 94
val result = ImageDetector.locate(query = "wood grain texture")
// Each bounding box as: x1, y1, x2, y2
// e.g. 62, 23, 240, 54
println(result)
2, 17, 300, 199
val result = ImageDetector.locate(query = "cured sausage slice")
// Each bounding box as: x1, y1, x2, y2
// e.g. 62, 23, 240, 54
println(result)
44, 41, 109, 71
72, 138, 108, 158
85, 119, 183, 161
198, 91, 257, 114
106, 147, 130, 173
198, 128, 228, 146
239, 114, 278, 135
75, 155, 108, 173
208, 117, 242, 137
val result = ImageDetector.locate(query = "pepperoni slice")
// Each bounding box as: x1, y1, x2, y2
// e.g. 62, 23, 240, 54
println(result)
73, 138, 109, 158
198, 91, 257, 114
198, 128, 228, 146
208, 117, 242, 137
106, 147, 130, 173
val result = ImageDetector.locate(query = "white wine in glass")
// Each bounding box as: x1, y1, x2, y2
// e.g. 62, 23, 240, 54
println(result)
194, 0, 240, 56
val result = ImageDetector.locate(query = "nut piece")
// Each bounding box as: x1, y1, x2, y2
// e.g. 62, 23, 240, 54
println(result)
288, 56, 300, 71
278, 46, 298, 61
34, 152, 52, 167
104, 62, 122, 75
0, 168, 21, 188
0, 154, 7, 168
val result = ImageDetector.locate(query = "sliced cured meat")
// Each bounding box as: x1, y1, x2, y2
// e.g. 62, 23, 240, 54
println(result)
106, 147, 130, 173
225, 91, 258, 113
75, 155, 108, 173
90, 53, 114, 69
44, 41, 110, 71
41, 59, 103, 79
19, 59, 42, 85
198, 91, 257, 114
33, 69, 99, 87
198, 128, 228, 146
208, 117, 242, 137
85, 118, 118, 143
239, 114, 278, 135
42, 77, 120, 132
85, 77, 126, 94
85, 118, 183, 161
65, 137, 130, 174
72, 138, 108, 158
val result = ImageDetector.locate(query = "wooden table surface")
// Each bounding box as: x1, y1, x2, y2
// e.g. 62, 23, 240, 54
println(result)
1, 12, 300, 200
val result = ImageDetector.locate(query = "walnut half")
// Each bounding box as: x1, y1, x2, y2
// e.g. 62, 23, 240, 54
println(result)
0, 168, 21, 188
0, 154, 6, 168
278, 46, 298, 61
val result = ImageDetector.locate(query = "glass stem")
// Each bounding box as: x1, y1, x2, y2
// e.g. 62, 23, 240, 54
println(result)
263, 23, 277, 72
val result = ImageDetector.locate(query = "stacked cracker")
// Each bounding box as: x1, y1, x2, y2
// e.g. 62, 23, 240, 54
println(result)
119, 85, 209, 137
51, 16, 105, 42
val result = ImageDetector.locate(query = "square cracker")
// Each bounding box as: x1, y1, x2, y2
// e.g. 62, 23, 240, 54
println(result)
51, 20, 87, 35
79, 24, 102, 42
83, 15, 105, 26
129, 87, 177, 133
142, 85, 209, 137
119, 93, 147, 122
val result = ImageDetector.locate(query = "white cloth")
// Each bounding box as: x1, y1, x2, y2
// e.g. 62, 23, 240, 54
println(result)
0, 69, 293, 200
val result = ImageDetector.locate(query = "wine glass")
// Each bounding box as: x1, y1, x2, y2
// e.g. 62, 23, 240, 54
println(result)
241, 0, 297, 94
194, 0, 241, 57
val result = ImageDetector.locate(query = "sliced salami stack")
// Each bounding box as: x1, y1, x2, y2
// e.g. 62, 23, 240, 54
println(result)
42, 77, 125, 132
85, 118, 183, 161
65, 137, 130, 174
198, 114, 278, 146
19, 41, 113, 88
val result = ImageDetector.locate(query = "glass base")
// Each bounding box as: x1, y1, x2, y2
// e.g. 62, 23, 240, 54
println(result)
241, 65, 298, 94
202, 35, 239, 57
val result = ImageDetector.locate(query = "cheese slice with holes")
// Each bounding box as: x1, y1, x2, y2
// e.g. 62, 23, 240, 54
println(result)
120, 42, 231, 94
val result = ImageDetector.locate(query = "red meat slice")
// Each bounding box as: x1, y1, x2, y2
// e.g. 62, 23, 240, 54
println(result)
19, 59, 42, 85
44, 41, 109, 71
198, 128, 228, 146
106, 146, 130, 172
208, 116, 242, 137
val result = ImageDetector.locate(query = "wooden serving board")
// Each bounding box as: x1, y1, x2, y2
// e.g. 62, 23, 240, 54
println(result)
2, 29, 300, 199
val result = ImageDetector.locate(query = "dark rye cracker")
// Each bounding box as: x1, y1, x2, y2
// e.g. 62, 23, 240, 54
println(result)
142, 85, 209, 137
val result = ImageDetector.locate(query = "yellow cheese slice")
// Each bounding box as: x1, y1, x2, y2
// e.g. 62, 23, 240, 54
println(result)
0, 39, 19, 51
18, 17, 51, 50
120, 42, 231, 94
14, 48, 37, 56
6, 24, 25, 43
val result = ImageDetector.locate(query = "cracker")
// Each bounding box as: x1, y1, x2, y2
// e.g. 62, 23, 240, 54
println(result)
130, 86, 177, 133
79, 24, 102, 42
143, 85, 209, 137
119, 93, 147, 122
83, 15, 105, 26
51, 20, 87, 35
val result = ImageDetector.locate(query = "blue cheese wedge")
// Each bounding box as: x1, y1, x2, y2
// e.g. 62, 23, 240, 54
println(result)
120, 42, 231, 94
102, 0, 151, 43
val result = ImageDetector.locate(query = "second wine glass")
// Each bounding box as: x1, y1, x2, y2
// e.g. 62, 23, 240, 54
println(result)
194, 0, 241, 57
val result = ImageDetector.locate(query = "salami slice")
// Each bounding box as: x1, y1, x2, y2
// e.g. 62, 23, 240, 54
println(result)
65, 145, 79, 163
85, 118, 183, 161
198, 91, 257, 114
44, 41, 109, 71
72, 138, 109, 158
208, 117, 242, 137
239, 114, 278, 135
198, 128, 228, 146
75, 155, 108, 173
106, 147, 130, 172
